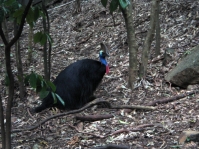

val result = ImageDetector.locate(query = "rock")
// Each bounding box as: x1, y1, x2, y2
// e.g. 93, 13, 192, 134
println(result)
165, 44, 199, 88
179, 130, 199, 144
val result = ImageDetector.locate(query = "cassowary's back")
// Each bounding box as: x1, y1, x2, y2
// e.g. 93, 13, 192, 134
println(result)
53, 59, 106, 109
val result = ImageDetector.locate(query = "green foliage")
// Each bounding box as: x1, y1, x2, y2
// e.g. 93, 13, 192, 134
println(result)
101, 0, 130, 13
101, 0, 108, 7
110, 0, 119, 13
0, 0, 20, 23
12, 6, 25, 24
33, 31, 53, 46
25, 72, 54, 97
119, 0, 130, 9
25, 72, 65, 106
26, 6, 42, 28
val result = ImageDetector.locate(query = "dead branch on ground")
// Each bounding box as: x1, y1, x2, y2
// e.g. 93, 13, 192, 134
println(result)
111, 105, 156, 111
76, 114, 113, 122
11, 99, 109, 133
11, 99, 155, 133
147, 90, 198, 106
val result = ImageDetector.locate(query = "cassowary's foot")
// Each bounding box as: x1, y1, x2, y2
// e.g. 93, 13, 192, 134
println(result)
97, 101, 111, 108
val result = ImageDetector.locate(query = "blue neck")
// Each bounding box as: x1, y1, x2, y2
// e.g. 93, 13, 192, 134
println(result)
100, 56, 107, 66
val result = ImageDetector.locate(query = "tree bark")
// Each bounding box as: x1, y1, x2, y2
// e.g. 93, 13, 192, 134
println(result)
42, 0, 51, 81
121, 1, 138, 90
14, 22, 26, 100
140, 0, 159, 78
155, 0, 160, 56
28, 26, 33, 64
0, 95, 6, 149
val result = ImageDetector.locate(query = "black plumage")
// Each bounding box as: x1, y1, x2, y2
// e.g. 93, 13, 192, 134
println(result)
34, 43, 109, 113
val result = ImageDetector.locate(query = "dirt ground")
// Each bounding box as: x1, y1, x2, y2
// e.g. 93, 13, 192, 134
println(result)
0, 0, 199, 148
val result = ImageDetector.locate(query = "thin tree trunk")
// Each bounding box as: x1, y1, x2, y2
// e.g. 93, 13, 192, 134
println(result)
5, 45, 14, 149
0, 95, 6, 149
41, 0, 51, 80
139, 0, 159, 78
2, 19, 9, 95
28, 26, 33, 64
42, 1, 51, 80
120, 2, 137, 90
155, 0, 160, 56
14, 22, 26, 99
42, 0, 49, 81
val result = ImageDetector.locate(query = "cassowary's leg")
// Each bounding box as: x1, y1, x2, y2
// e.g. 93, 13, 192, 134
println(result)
34, 103, 48, 113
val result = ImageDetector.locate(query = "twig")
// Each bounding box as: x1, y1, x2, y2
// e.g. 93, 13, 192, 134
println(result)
111, 105, 156, 111
147, 90, 198, 106
76, 114, 113, 122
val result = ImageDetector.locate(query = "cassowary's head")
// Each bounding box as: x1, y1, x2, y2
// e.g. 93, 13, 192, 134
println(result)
99, 43, 109, 73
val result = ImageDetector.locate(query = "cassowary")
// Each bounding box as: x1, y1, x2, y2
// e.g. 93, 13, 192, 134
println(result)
34, 43, 109, 113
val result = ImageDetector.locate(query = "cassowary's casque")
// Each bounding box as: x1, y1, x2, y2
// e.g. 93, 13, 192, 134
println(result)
34, 43, 109, 113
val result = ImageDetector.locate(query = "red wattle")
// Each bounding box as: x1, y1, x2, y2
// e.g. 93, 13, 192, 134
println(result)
106, 65, 109, 74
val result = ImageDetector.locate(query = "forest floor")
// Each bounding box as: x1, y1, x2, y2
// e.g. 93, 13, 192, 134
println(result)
0, 0, 199, 148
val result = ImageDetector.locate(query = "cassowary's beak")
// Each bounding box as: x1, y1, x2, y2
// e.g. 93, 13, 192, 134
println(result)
100, 42, 109, 57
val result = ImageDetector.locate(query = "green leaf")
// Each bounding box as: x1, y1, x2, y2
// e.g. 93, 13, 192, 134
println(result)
40, 33, 47, 45
33, 31, 43, 43
24, 74, 30, 85
4, 0, 15, 6
29, 72, 37, 88
12, 6, 24, 24
26, 7, 35, 28
33, 6, 40, 22
47, 81, 56, 92
55, 93, 65, 106
46, 33, 53, 45
101, 0, 108, 7
39, 89, 49, 99
33, 32, 47, 45
110, 0, 119, 13
51, 92, 57, 104
119, 0, 129, 9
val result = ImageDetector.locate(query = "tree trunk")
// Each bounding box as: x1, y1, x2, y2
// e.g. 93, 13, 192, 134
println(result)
121, 2, 138, 90
155, 0, 160, 56
28, 26, 33, 64
0, 95, 6, 149
5, 45, 14, 149
14, 22, 26, 99
42, 0, 50, 81
139, 0, 159, 78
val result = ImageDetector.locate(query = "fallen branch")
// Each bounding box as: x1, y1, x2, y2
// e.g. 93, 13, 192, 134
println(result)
11, 99, 109, 133
76, 114, 113, 122
11, 99, 155, 133
147, 90, 198, 106
111, 105, 156, 111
